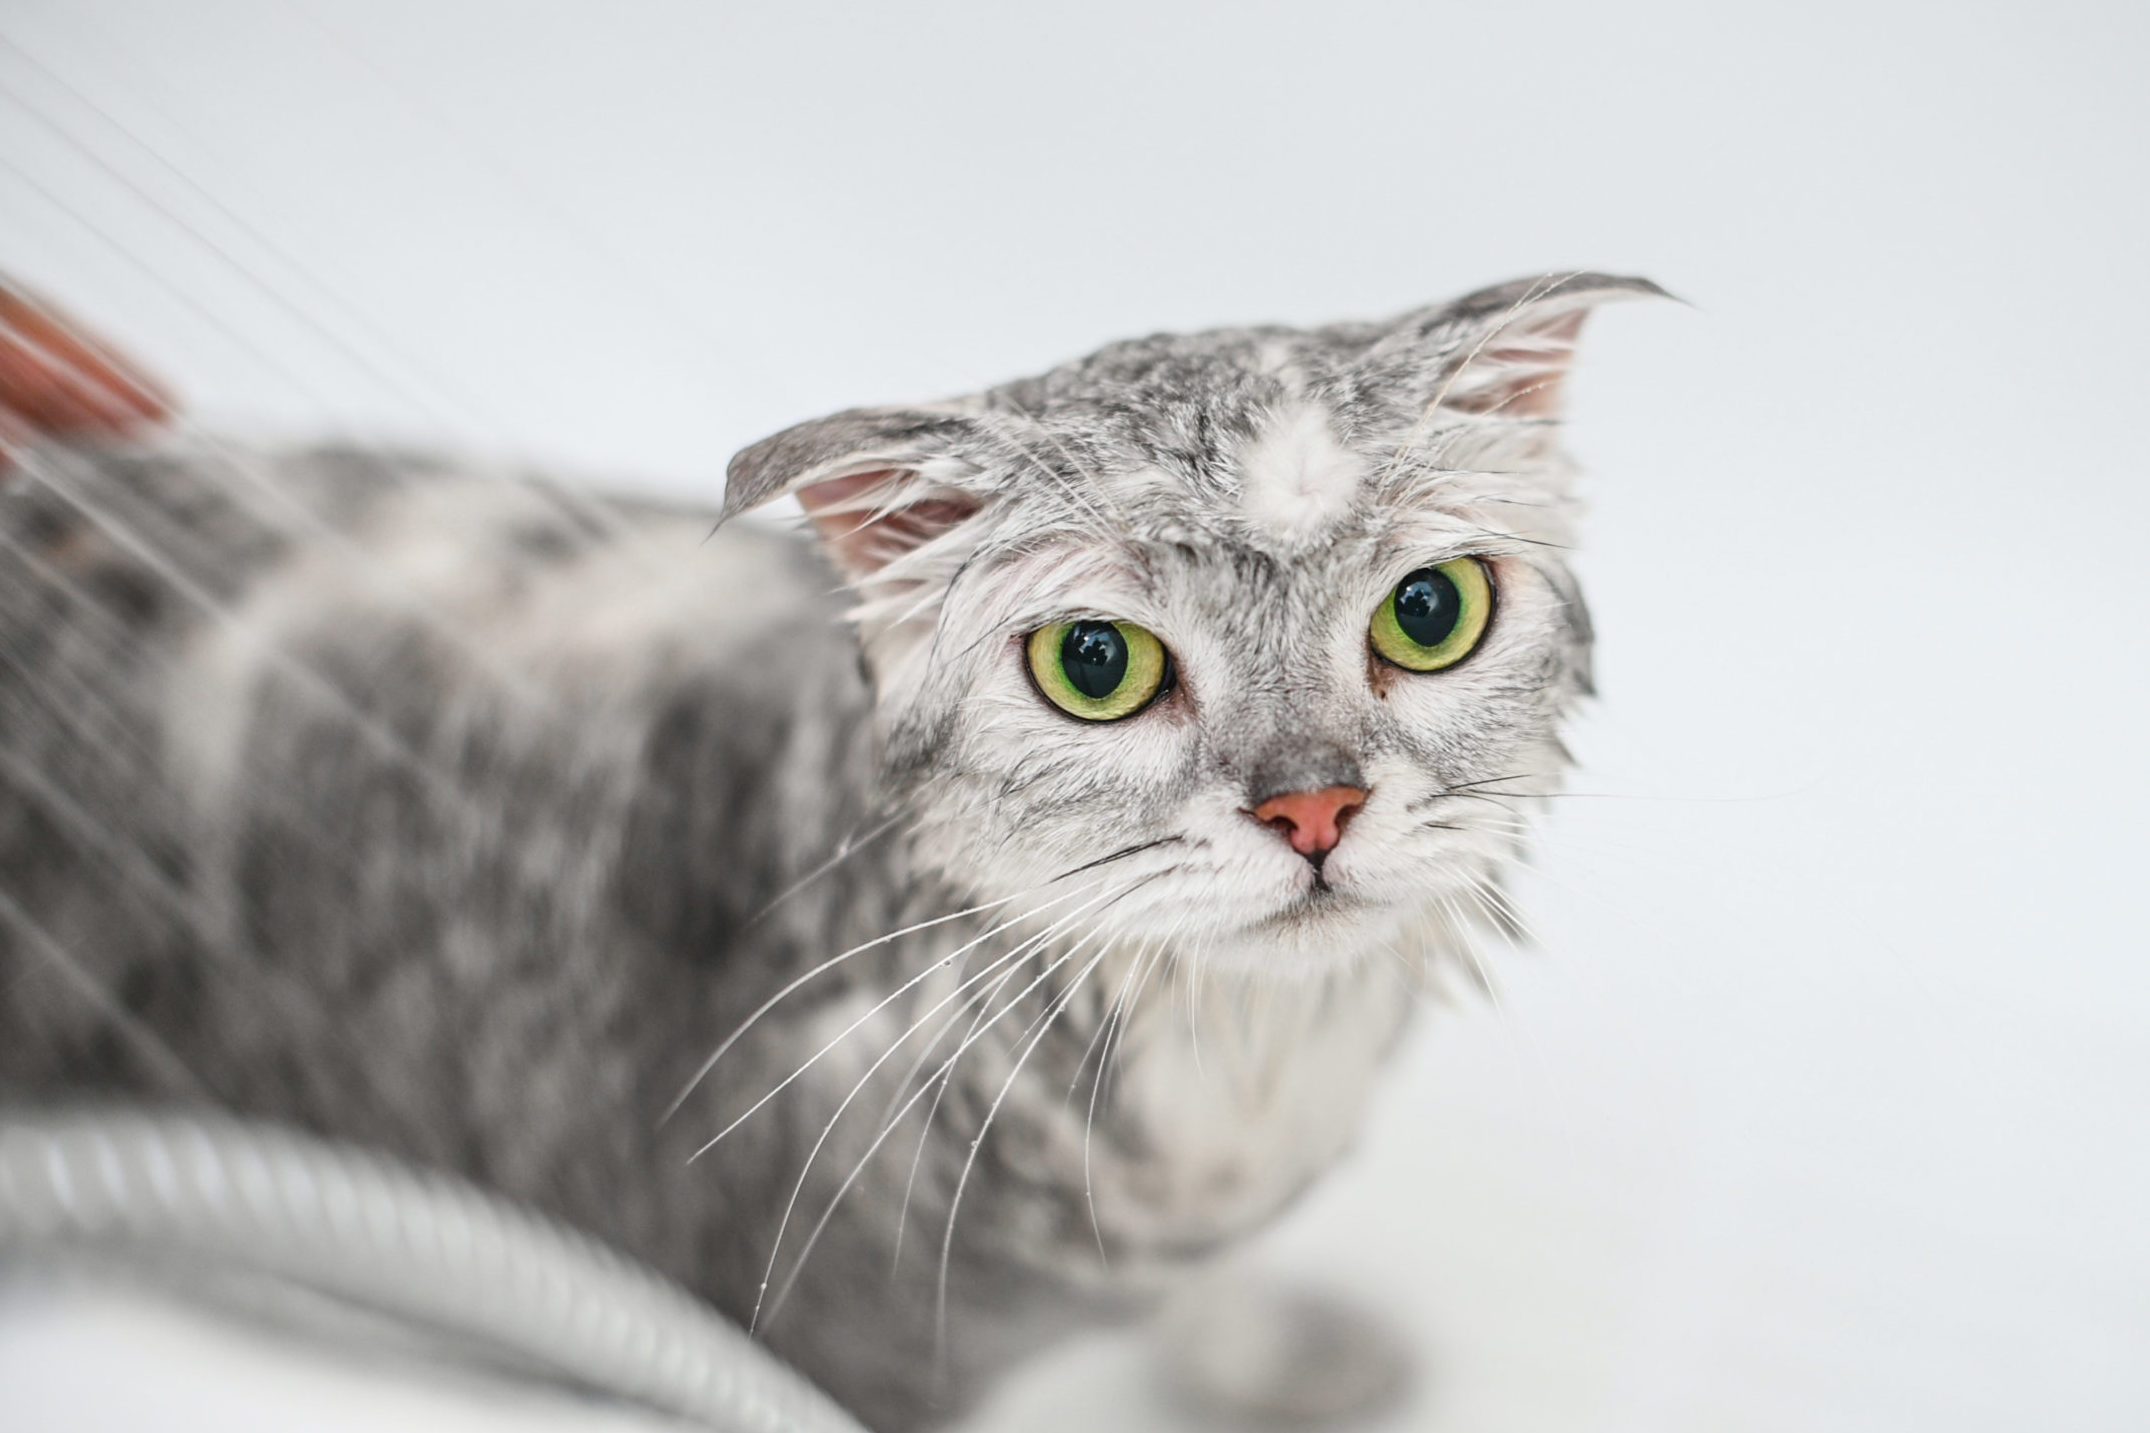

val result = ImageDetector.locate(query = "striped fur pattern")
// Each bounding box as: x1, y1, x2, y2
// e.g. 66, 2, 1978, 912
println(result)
0, 273, 1658, 1429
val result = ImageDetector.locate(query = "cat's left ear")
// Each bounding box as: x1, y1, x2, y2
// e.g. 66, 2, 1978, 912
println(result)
1382, 272, 1674, 419
721, 406, 987, 582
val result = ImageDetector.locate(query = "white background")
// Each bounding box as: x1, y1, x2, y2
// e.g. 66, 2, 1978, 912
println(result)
1, 2, 2145, 1429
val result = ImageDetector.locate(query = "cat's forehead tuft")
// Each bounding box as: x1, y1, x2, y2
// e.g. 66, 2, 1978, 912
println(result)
1232, 401, 1364, 548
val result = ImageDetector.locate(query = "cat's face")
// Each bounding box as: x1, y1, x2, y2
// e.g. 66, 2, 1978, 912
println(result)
725, 274, 1659, 976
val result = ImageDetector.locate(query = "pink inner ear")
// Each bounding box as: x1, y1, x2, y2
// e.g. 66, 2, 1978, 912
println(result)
1450, 309, 1588, 419
794, 468, 980, 576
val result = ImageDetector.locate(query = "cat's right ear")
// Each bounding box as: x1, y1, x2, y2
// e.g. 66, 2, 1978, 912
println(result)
1377, 272, 1675, 421
720, 406, 986, 583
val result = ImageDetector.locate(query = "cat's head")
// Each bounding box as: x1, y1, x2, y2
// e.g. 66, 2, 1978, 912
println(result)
723, 273, 1664, 976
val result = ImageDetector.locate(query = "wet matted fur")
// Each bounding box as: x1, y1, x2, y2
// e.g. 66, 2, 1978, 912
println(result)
0, 273, 1661, 1429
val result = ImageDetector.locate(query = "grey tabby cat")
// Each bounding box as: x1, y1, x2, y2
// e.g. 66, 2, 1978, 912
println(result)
0, 272, 1659, 1430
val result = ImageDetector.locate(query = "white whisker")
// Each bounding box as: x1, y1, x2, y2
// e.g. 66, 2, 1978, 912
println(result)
746, 903, 1092, 1333
932, 928, 1118, 1367
759, 891, 1143, 1331
682, 878, 1123, 1152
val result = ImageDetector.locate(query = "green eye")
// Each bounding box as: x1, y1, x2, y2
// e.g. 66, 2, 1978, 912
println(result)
1370, 558, 1495, 672
1026, 619, 1171, 721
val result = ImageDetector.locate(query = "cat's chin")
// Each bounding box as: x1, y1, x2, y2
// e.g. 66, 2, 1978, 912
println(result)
1260, 882, 1371, 928
1199, 887, 1409, 980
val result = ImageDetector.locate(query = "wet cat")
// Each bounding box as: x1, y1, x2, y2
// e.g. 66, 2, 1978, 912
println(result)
0, 272, 1659, 1429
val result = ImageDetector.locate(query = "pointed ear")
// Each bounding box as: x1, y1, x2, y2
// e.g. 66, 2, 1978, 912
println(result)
721, 406, 986, 581
1386, 272, 1673, 420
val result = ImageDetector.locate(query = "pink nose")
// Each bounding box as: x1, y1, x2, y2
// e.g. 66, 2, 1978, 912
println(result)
1250, 786, 1368, 860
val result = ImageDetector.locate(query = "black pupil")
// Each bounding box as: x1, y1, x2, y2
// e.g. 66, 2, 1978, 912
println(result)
1061, 621, 1129, 699
1394, 568, 1462, 648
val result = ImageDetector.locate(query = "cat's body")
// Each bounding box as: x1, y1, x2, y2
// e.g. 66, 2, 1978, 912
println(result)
0, 274, 1657, 1429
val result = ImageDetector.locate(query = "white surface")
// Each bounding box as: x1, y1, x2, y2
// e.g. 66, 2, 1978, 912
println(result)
2, 1, 2146, 1429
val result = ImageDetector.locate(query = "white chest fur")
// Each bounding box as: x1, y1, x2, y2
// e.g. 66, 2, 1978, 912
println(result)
1080, 960, 1410, 1260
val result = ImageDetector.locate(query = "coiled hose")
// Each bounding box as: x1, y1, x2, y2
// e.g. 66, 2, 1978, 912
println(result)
0, 1107, 863, 1433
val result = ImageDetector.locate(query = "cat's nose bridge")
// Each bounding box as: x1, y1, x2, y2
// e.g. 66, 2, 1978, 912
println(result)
1211, 613, 1372, 812
1219, 655, 1368, 800
1241, 737, 1365, 809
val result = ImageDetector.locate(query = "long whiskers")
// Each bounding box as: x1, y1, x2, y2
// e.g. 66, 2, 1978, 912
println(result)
1046, 835, 1184, 885
931, 929, 1119, 1367
739, 807, 915, 931
743, 884, 1139, 1333
1079, 913, 1181, 1265
676, 878, 1121, 1144
886, 959, 1029, 1276
757, 882, 1155, 1333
